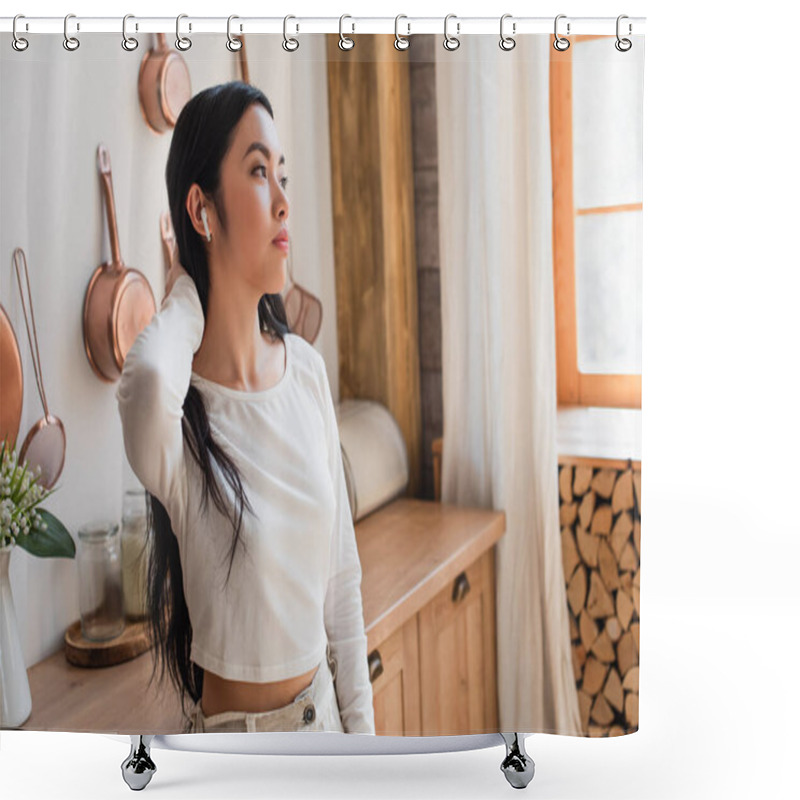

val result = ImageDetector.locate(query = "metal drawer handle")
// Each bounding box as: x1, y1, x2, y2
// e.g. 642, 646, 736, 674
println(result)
368, 650, 384, 683
452, 571, 471, 603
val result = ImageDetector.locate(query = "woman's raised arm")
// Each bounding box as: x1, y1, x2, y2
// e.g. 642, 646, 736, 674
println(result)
116, 267, 205, 515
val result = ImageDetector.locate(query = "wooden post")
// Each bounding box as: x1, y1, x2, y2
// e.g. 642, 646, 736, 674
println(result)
326, 35, 422, 496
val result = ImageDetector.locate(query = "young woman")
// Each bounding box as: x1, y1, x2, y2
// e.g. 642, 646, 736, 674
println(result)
116, 81, 375, 735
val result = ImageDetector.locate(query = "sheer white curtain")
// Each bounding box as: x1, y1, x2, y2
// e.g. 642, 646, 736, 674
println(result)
436, 35, 582, 734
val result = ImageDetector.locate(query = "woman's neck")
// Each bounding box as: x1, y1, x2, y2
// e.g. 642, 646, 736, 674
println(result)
192, 276, 270, 392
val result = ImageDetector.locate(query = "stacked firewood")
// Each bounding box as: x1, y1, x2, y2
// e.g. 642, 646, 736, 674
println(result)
559, 460, 641, 736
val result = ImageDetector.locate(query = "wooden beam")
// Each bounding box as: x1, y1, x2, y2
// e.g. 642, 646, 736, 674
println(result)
326, 35, 422, 495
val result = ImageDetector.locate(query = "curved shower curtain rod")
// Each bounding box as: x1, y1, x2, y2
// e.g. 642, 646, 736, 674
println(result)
1, 14, 646, 37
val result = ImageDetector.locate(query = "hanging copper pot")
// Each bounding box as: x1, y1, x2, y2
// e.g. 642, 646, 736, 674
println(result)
83, 144, 156, 383
138, 32, 192, 133
0, 303, 23, 448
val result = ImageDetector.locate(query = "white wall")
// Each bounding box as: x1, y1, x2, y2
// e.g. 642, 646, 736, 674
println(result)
0, 32, 338, 669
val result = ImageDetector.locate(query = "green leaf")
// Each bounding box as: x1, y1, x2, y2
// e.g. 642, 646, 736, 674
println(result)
15, 509, 76, 559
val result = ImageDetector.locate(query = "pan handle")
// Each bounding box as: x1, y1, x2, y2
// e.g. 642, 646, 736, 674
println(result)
160, 212, 176, 276
239, 34, 250, 84
97, 144, 124, 270
156, 31, 169, 53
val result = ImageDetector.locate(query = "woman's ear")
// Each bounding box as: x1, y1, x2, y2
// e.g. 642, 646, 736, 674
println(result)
186, 184, 211, 241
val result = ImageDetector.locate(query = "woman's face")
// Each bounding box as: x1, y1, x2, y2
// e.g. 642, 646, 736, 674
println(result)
212, 103, 289, 295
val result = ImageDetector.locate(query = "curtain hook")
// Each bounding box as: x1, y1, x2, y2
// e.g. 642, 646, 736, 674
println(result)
616, 14, 633, 52
176, 14, 192, 51
339, 14, 355, 50
227, 15, 243, 52
553, 14, 570, 51
394, 14, 411, 51
283, 15, 299, 52
12, 14, 29, 52
122, 14, 139, 51
63, 13, 80, 51
443, 13, 460, 51
499, 13, 516, 51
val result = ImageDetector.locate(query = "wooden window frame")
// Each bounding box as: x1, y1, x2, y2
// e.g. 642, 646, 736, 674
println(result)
550, 34, 642, 410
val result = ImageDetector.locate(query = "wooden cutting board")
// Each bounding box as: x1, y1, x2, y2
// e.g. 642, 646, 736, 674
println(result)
64, 619, 153, 668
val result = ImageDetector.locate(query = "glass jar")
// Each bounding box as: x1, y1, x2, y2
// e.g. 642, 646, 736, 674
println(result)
121, 489, 150, 620
77, 520, 125, 641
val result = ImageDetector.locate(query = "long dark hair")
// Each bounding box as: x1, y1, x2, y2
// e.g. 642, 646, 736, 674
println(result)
142, 81, 290, 720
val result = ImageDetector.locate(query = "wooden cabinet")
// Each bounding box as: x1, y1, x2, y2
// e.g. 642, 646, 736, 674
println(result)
417, 548, 498, 735
369, 616, 421, 736
355, 499, 502, 737
368, 547, 498, 737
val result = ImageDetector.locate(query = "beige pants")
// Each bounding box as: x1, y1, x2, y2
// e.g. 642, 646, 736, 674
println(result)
184, 648, 343, 733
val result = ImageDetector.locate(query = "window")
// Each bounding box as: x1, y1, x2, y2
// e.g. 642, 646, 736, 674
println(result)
550, 35, 643, 409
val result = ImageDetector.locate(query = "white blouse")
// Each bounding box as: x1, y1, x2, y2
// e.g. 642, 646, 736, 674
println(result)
116, 274, 375, 734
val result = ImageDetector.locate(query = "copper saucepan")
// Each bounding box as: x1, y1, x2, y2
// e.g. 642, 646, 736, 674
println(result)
83, 144, 156, 383
138, 32, 192, 133
0, 303, 23, 448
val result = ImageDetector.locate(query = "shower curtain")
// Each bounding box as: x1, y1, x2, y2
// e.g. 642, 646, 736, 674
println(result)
0, 26, 643, 739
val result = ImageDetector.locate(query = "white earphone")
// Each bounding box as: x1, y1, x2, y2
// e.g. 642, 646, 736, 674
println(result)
200, 207, 211, 242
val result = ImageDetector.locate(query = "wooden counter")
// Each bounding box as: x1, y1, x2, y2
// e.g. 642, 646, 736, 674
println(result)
20, 498, 504, 734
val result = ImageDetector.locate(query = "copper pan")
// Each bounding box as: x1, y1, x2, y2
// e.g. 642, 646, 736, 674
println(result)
0, 303, 23, 448
83, 144, 156, 383
13, 247, 67, 489
138, 32, 192, 133
283, 247, 324, 345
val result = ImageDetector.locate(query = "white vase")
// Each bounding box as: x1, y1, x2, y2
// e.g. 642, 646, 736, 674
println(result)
0, 544, 32, 728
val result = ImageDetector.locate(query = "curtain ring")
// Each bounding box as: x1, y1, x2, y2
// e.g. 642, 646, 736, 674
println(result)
499, 14, 516, 51
553, 14, 570, 51
63, 13, 80, 51
227, 15, 242, 52
443, 14, 460, 51
12, 14, 29, 52
615, 14, 633, 52
175, 14, 192, 51
122, 14, 139, 51
283, 15, 299, 51
339, 14, 355, 50
394, 14, 410, 51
